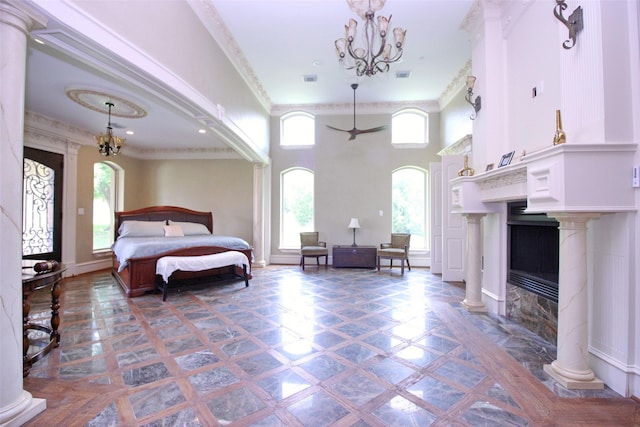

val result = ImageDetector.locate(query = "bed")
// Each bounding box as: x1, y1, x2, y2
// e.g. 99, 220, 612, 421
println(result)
111, 206, 253, 297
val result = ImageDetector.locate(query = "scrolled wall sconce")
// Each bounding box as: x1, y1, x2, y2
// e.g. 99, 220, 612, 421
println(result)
465, 75, 481, 120
553, 0, 583, 49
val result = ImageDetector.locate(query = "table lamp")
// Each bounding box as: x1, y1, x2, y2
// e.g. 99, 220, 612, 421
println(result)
348, 218, 360, 247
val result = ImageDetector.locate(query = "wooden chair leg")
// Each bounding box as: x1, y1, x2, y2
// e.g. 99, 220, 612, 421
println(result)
301, 256, 305, 270
377, 256, 381, 271
406, 259, 411, 271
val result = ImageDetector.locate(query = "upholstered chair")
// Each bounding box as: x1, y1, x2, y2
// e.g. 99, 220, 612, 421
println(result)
300, 232, 328, 270
377, 233, 411, 274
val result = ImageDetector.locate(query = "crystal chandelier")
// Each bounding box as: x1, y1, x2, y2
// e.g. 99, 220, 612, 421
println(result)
95, 102, 125, 156
334, 0, 406, 77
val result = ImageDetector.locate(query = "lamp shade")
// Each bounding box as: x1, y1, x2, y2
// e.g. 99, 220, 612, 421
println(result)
348, 218, 360, 229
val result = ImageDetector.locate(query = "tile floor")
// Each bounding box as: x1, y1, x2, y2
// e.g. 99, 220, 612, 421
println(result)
24, 266, 640, 426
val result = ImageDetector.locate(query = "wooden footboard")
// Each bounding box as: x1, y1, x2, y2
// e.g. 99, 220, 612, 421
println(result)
112, 246, 253, 298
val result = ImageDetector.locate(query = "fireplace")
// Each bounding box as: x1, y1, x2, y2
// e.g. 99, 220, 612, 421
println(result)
507, 200, 559, 302
506, 200, 559, 343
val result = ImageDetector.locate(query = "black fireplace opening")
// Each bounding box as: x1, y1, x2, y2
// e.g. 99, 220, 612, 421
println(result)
507, 201, 559, 302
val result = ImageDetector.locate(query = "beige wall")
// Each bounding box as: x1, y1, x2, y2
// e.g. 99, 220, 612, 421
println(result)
270, 111, 442, 255
140, 158, 254, 242
75, 147, 254, 265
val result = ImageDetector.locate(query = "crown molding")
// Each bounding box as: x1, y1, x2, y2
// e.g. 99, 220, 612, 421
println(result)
439, 59, 472, 109
271, 100, 439, 116
188, 0, 272, 113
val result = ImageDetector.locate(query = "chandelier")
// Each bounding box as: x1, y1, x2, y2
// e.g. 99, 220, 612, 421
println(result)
334, 0, 406, 77
95, 102, 125, 156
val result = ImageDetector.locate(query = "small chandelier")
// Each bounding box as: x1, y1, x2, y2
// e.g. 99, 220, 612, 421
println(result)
334, 0, 406, 77
95, 102, 125, 156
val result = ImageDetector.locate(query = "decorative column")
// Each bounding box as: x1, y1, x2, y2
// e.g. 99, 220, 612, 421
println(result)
252, 162, 270, 268
544, 213, 604, 389
461, 213, 487, 312
0, 2, 47, 425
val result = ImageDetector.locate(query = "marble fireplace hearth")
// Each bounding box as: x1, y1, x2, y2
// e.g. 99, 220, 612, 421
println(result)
449, 143, 636, 390
506, 283, 558, 346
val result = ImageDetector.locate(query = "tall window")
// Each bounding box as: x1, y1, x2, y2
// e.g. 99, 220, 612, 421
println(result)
93, 162, 122, 250
392, 167, 428, 249
280, 168, 314, 248
392, 108, 428, 145
281, 111, 315, 146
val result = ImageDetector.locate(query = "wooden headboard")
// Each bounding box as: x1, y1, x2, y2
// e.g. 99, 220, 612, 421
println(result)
114, 206, 213, 240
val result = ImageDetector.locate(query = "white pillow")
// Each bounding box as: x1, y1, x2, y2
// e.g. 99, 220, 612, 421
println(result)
168, 220, 211, 236
118, 220, 166, 238
163, 224, 184, 237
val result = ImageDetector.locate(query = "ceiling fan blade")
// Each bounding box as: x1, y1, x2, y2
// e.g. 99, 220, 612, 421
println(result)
326, 124, 350, 133
358, 125, 388, 134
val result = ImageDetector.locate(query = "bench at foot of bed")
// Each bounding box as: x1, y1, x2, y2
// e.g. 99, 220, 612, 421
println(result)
156, 251, 250, 301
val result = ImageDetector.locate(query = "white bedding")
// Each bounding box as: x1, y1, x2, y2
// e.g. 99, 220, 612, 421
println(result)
156, 251, 249, 282
112, 235, 251, 272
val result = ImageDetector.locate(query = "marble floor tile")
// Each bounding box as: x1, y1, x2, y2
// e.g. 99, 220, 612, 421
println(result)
23, 266, 639, 427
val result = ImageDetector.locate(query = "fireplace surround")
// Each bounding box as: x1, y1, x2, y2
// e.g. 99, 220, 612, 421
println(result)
449, 143, 636, 390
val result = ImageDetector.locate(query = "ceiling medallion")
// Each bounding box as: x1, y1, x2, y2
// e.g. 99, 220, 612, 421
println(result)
66, 88, 147, 118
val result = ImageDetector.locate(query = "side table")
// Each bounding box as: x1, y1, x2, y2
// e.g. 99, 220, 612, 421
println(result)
332, 245, 377, 268
22, 260, 66, 377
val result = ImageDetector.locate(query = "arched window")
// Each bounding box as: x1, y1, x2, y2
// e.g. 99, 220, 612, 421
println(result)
93, 162, 123, 250
392, 167, 428, 249
281, 111, 315, 146
280, 168, 314, 248
391, 108, 428, 145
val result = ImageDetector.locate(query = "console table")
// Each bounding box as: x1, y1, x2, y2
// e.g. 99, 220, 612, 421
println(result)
332, 245, 377, 268
22, 260, 66, 377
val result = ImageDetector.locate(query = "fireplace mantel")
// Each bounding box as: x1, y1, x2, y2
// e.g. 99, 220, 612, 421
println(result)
451, 143, 637, 215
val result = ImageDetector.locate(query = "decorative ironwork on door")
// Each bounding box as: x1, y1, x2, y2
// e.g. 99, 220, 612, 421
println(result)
23, 147, 63, 261
23, 159, 55, 256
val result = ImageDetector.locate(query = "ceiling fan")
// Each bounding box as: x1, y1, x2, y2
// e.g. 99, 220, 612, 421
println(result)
326, 83, 387, 140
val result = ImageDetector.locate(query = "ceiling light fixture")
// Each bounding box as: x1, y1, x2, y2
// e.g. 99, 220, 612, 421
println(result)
95, 102, 124, 156
334, 0, 406, 77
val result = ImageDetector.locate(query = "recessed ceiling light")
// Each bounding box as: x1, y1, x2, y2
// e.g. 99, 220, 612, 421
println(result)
198, 129, 206, 134
126, 130, 134, 135
395, 70, 411, 79
312, 60, 322, 67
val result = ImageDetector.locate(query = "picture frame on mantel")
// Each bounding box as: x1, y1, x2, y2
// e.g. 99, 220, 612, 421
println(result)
498, 151, 516, 168
485, 163, 494, 171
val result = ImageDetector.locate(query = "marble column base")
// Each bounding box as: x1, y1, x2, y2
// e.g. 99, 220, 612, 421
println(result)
543, 364, 604, 390
461, 299, 488, 313
0, 391, 45, 427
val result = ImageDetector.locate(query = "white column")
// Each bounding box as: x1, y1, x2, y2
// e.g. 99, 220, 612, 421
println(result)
0, 2, 47, 426
461, 213, 487, 312
252, 162, 270, 268
544, 213, 604, 390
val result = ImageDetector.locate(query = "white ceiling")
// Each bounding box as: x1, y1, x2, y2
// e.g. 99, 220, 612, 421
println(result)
23, 0, 474, 155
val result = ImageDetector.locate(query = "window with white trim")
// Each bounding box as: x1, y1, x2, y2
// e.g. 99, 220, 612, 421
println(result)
281, 111, 315, 146
392, 167, 428, 249
391, 108, 428, 145
93, 161, 123, 250
280, 168, 314, 248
